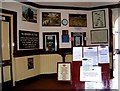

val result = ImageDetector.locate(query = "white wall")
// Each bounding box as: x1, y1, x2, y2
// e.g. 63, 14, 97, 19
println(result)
39, 9, 91, 48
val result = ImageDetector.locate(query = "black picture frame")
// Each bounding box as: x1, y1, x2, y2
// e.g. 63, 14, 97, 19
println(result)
43, 32, 59, 52
92, 10, 106, 28
71, 32, 86, 47
69, 14, 87, 27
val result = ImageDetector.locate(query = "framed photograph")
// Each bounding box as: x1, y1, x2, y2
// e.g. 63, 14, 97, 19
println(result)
92, 10, 106, 28
71, 32, 86, 47
28, 58, 34, 70
57, 62, 71, 81
22, 6, 37, 23
62, 30, 69, 43
42, 12, 61, 26
43, 32, 59, 52
91, 29, 108, 44
69, 14, 87, 27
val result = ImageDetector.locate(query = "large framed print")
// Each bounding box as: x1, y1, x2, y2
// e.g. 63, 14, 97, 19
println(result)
42, 12, 61, 26
92, 10, 106, 28
43, 32, 59, 52
91, 29, 108, 44
22, 6, 37, 23
57, 62, 71, 81
69, 14, 87, 27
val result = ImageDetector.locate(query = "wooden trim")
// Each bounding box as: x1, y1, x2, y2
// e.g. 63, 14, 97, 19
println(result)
21, 2, 120, 10
21, 2, 90, 10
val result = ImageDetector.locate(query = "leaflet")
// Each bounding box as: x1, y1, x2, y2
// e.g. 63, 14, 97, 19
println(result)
80, 66, 102, 82
98, 46, 109, 63
83, 47, 98, 66
73, 47, 82, 61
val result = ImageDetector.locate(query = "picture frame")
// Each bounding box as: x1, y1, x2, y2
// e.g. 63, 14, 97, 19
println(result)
57, 62, 71, 81
92, 10, 106, 28
22, 6, 37, 23
69, 14, 87, 27
91, 29, 108, 44
28, 58, 34, 70
62, 30, 69, 43
43, 32, 59, 52
42, 12, 61, 26
71, 32, 86, 47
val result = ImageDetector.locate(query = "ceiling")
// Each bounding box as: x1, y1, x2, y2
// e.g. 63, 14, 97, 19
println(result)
35, 2, 119, 7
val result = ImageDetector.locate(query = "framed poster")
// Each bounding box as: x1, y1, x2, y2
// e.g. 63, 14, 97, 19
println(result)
92, 10, 106, 28
69, 14, 87, 27
43, 32, 59, 52
62, 30, 69, 43
91, 29, 108, 44
22, 6, 37, 23
42, 12, 61, 26
57, 62, 71, 81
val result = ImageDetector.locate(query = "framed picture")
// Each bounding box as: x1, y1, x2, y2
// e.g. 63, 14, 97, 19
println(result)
43, 32, 59, 52
92, 10, 106, 28
62, 30, 69, 43
71, 32, 86, 47
22, 6, 37, 23
91, 29, 108, 44
57, 62, 71, 81
42, 12, 61, 26
28, 58, 34, 70
69, 14, 87, 27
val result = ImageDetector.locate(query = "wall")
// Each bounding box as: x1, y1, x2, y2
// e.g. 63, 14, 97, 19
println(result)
1, 2, 110, 84
39, 9, 91, 48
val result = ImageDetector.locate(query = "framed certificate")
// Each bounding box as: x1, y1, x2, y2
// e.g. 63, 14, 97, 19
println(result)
57, 62, 71, 81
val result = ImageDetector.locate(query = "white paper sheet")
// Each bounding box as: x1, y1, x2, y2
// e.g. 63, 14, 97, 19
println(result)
82, 58, 93, 66
80, 66, 102, 82
85, 82, 104, 89
98, 46, 109, 63
73, 47, 82, 61
83, 47, 98, 66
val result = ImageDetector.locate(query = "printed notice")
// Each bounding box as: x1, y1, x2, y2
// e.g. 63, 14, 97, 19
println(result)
85, 82, 104, 89
73, 47, 82, 61
98, 46, 109, 63
80, 66, 102, 82
83, 47, 98, 66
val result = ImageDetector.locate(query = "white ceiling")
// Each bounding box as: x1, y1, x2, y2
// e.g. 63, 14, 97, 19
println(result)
35, 2, 119, 7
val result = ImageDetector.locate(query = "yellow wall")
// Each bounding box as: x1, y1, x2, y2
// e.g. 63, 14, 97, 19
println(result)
40, 54, 62, 74
14, 55, 40, 81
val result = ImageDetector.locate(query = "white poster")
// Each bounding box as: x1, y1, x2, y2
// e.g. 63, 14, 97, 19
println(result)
83, 46, 98, 66
73, 47, 82, 61
80, 66, 102, 82
98, 46, 109, 63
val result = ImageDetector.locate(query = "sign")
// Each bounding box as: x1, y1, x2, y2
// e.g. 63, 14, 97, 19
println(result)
19, 30, 39, 49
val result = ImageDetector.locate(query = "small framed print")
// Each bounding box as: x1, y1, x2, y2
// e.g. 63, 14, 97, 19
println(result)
28, 58, 34, 70
92, 10, 106, 28
57, 62, 71, 81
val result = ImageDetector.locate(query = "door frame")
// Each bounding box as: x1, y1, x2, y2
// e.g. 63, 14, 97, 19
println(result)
1, 9, 17, 89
